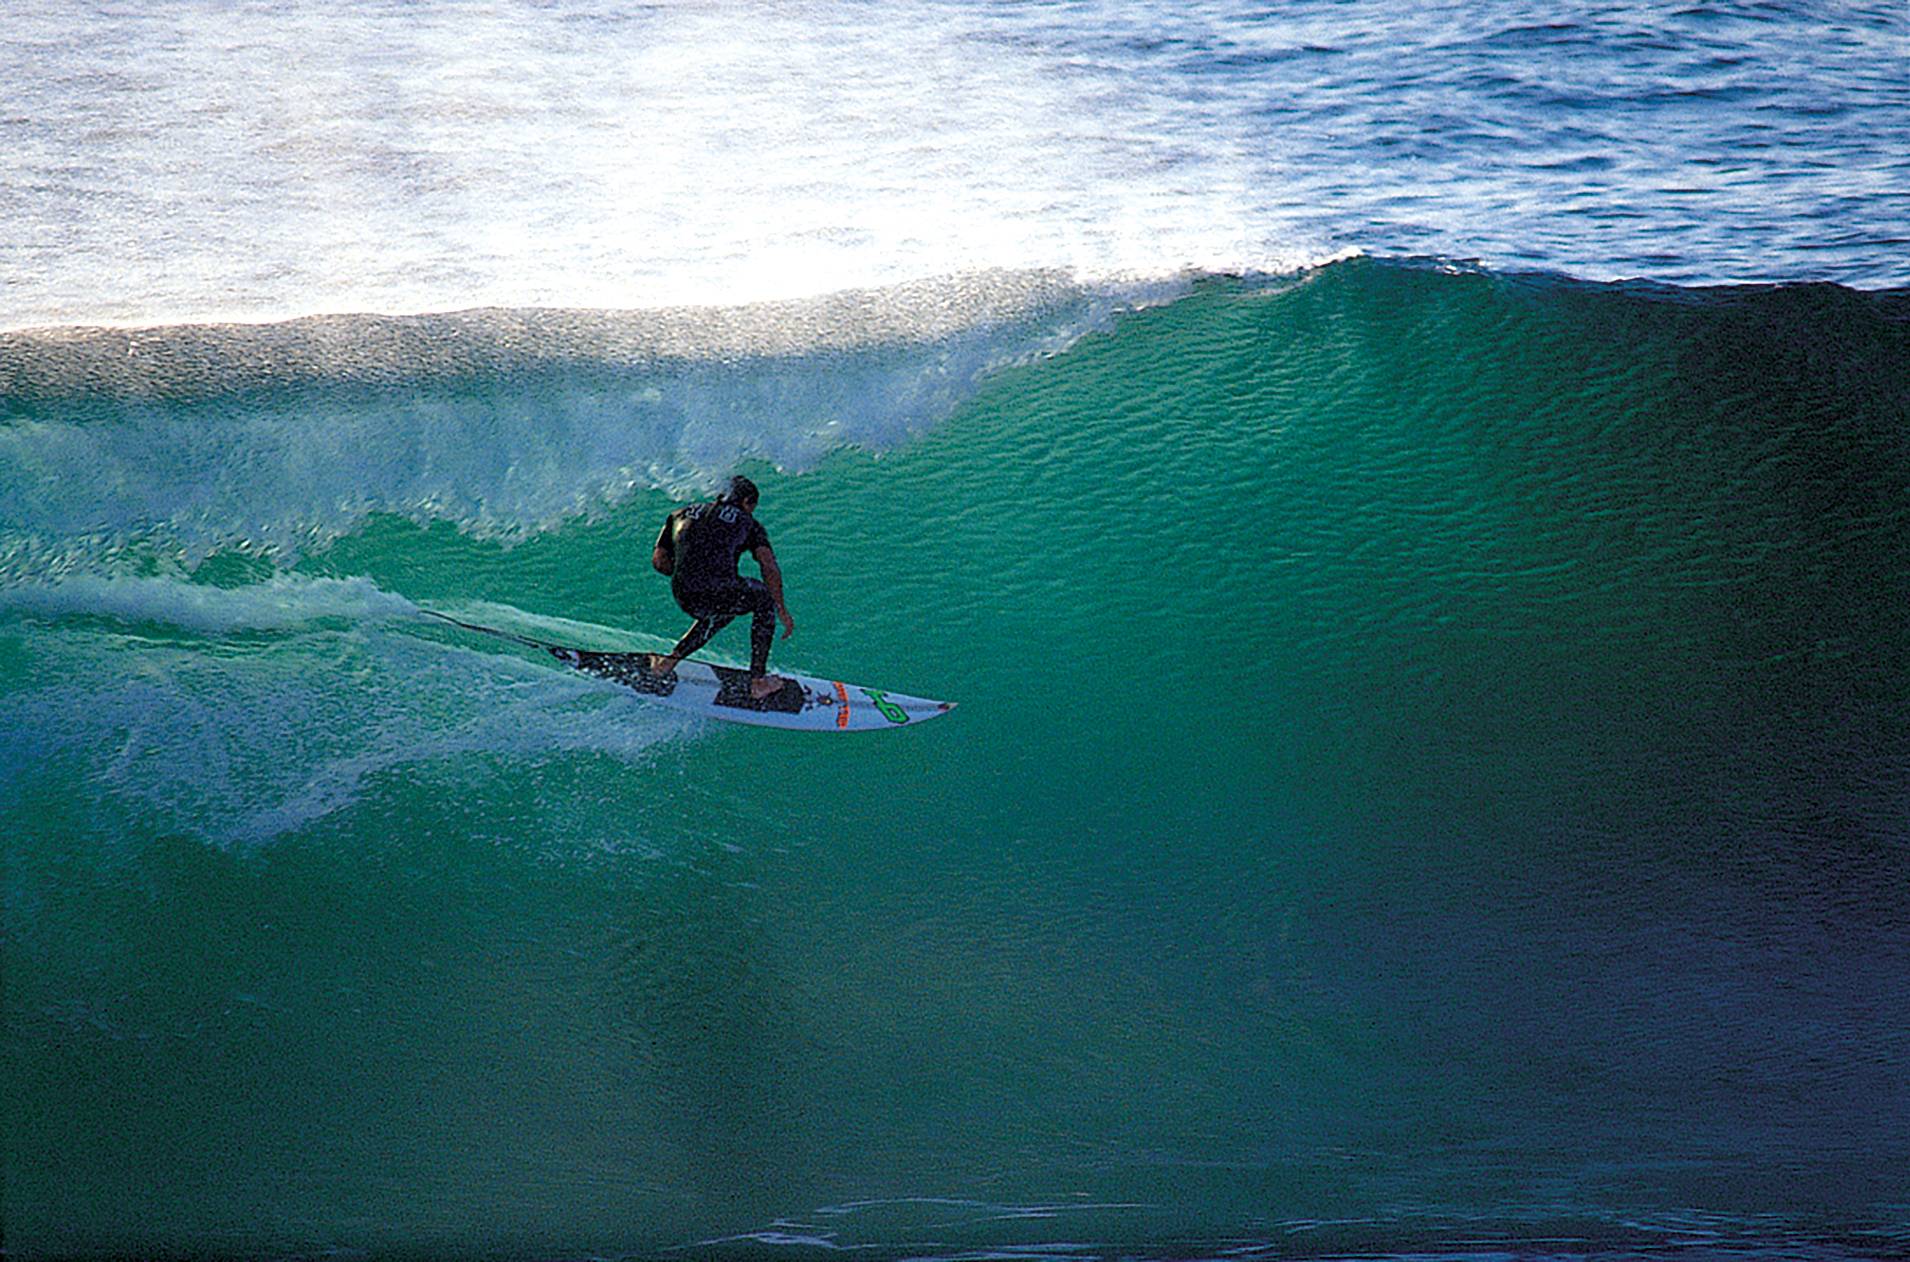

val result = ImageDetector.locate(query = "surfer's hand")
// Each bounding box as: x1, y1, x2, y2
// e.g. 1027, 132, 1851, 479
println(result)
779, 609, 796, 639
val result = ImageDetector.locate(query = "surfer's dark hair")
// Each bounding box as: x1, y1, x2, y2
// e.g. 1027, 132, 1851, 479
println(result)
721, 475, 759, 507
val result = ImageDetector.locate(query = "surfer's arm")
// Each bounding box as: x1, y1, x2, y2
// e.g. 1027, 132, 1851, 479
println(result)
753, 544, 795, 637
651, 517, 676, 575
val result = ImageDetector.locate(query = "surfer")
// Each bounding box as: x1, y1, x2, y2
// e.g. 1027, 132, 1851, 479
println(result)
648, 475, 795, 700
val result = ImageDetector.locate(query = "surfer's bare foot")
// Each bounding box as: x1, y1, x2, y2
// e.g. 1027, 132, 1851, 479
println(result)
749, 673, 785, 699
648, 654, 679, 677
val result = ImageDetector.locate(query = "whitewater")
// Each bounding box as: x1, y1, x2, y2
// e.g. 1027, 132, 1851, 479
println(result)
4, 3, 1909, 1261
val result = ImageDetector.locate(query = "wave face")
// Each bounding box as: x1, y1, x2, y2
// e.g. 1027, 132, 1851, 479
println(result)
4, 261, 1909, 1259
5, 0, 1908, 329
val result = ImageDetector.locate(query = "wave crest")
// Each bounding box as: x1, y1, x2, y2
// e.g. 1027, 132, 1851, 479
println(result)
0, 272, 1181, 576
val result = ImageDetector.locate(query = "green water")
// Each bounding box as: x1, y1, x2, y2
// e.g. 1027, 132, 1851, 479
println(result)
5, 263, 1908, 1258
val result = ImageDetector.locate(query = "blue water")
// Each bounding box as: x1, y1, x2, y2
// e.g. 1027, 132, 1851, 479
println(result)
3, 4, 1908, 1261
3, 0, 1907, 329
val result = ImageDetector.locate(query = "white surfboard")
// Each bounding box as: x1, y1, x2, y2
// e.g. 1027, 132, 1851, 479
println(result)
425, 611, 955, 732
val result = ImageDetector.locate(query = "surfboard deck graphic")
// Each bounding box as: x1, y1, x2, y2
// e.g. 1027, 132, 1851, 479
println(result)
424, 611, 954, 732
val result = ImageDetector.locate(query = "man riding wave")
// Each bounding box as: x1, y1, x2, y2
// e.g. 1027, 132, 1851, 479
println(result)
648, 475, 795, 700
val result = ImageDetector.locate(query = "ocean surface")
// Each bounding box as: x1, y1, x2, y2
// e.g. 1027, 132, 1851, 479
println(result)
3, 3, 1908, 1260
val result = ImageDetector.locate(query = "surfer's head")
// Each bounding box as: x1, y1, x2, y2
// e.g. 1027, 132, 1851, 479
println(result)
720, 475, 760, 510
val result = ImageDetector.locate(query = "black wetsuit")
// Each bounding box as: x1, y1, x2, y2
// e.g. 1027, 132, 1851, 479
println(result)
655, 499, 776, 675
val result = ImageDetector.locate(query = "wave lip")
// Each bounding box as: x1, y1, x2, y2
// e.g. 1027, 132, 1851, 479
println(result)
0, 272, 1184, 575
0, 271, 1109, 396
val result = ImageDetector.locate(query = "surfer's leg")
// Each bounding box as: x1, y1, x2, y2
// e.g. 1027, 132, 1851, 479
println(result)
660, 583, 779, 695
742, 583, 775, 675
655, 611, 732, 674
738, 580, 783, 698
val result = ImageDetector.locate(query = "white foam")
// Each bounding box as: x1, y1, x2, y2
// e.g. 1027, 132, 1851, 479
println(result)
0, 585, 692, 846
0, 573, 416, 633
1, 4, 1318, 330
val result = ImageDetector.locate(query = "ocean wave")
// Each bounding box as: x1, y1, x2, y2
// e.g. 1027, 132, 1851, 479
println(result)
0, 271, 1185, 575
6, 258, 1906, 582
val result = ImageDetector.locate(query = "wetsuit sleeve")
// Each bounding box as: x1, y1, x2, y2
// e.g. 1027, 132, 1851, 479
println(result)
655, 511, 679, 559
745, 515, 770, 551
